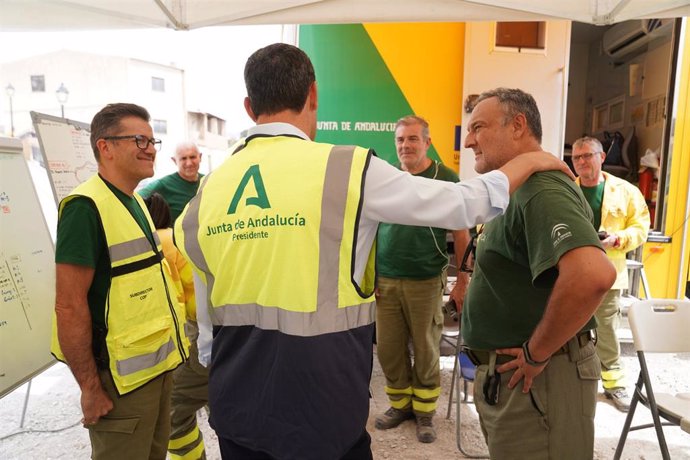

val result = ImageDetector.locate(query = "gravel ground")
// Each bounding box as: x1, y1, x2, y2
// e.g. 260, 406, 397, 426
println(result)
1, 342, 688, 459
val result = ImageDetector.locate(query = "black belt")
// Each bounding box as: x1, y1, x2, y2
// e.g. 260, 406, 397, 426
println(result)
554, 330, 594, 356
464, 330, 594, 366
463, 349, 513, 366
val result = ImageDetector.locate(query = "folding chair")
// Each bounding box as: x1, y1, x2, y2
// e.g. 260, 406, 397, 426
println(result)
454, 347, 489, 458
614, 299, 690, 460
441, 321, 460, 419
441, 276, 460, 420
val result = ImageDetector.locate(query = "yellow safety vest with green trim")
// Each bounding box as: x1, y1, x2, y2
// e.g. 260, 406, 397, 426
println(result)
51, 175, 189, 395
176, 135, 376, 336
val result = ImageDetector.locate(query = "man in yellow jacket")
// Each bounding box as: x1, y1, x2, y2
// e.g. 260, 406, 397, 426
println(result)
572, 136, 650, 412
52, 103, 188, 460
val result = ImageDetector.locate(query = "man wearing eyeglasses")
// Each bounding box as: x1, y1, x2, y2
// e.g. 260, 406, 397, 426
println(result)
51, 103, 189, 460
572, 136, 650, 412
139, 142, 204, 222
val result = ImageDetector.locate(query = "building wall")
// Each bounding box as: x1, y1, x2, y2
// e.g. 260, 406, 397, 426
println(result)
127, 58, 187, 177
460, 21, 571, 180
0, 50, 192, 178
565, 43, 590, 143
2, 51, 131, 135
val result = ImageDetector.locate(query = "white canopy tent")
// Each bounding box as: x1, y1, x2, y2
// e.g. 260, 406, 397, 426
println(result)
1, 0, 689, 31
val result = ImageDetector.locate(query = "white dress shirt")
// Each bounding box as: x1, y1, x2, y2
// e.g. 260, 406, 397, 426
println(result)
194, 122, 510, 365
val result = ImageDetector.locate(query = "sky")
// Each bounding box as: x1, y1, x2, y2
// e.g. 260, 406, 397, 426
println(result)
0, 25, 285, 134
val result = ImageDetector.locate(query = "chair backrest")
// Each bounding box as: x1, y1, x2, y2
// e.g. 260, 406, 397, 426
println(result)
628, 299, 690, 352
458, 351, 477, 380
441, 324, 460, 341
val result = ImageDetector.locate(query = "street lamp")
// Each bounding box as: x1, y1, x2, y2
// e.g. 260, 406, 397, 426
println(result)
5, 83, 15, 137
56, 83, 69, 118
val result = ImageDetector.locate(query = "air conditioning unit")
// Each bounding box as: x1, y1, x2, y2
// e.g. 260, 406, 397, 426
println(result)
603, 19, 673, 60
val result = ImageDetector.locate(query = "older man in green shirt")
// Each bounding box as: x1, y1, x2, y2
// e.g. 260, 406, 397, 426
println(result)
139, 142, 203, 222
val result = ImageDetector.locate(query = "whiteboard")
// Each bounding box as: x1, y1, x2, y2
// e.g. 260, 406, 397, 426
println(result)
0, 137, 56, 398
31, 112, 95, 206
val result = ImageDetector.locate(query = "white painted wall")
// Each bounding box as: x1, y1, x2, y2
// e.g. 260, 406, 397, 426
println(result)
459, 21, 572, 180
127, 58, 187, 177
565, 43, 590, 144
0, 50, 187, 178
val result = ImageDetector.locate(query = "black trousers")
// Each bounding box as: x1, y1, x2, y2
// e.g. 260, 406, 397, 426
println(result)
218, 429, 373, 460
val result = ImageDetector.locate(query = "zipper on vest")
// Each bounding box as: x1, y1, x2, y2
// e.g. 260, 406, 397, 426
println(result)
159, 262, 188, 362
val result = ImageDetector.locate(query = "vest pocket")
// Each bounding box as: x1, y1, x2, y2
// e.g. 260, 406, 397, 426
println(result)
117, 319, 170, 348
110, 267, 168, 323
110, 318, 177, 383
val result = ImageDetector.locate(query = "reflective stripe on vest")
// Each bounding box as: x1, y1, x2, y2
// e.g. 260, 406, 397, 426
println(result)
109, 233, 162, 266
177, 140, 375, 337
117, 337, 176, 376
179, 173, 218, 308
209, 299, 375, 337
318, 146, 356, 310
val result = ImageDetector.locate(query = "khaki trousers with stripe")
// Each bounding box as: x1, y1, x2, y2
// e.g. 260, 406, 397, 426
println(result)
168, 325, 210, 460
376, 275, 444, 415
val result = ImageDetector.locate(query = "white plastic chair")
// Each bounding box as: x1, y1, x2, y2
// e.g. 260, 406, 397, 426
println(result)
614, 299, 690, 460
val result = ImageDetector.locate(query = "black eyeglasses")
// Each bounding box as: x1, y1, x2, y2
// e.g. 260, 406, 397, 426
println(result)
102, 135, 162, 151
571, 152, 598, 162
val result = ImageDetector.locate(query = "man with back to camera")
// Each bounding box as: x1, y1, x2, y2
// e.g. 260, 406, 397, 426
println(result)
174, 44, 574, 460
51, 103, 189, 460
139, 141, 204, 222
462, 88, 617, 459
374, 115, 470, 443
572, 135, 650, 412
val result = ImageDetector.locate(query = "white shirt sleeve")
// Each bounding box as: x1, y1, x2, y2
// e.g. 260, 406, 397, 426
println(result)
193, 272, 212, 367
362, 155, 509, 229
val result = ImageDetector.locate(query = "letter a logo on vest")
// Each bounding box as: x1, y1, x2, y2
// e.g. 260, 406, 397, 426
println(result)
227, 164, 271, 214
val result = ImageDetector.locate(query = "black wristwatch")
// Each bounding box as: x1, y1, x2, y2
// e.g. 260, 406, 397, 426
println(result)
522, 340, 550, 367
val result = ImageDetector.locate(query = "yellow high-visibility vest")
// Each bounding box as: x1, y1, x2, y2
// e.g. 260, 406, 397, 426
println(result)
51, 175, 189, 394
176, 135, 376, 336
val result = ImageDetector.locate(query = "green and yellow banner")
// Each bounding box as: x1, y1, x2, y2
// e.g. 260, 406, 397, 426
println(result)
299, 23, 465, 170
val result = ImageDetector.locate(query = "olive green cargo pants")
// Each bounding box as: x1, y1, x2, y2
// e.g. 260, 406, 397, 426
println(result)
473, 338, 600, 459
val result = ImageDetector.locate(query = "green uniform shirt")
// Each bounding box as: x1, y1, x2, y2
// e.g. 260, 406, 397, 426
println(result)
377, 160, 459, 279
139, 172, 203, 222
462, 171, 602, 350
55, 176, 154, 329
580, 181, 605, 230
